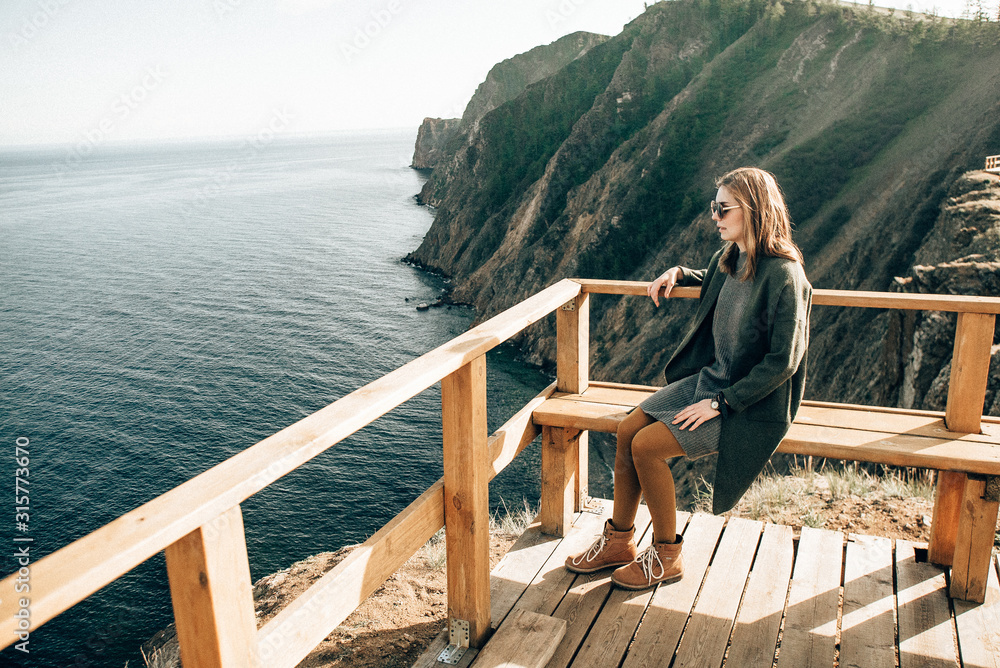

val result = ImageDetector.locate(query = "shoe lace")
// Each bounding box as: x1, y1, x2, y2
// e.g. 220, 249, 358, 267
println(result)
571, 532, 608, 566
636, 545, 665, 584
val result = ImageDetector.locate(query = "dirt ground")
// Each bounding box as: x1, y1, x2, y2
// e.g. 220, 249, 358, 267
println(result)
260, 531, 520, 668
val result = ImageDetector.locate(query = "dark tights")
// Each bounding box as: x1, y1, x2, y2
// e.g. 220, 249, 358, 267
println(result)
611, 407, 685, 543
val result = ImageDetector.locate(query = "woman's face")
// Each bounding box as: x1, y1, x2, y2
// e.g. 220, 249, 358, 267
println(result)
713, 185, 745, 249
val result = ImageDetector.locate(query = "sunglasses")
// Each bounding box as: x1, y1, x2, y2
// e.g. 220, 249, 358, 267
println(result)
710, 200, 740, 217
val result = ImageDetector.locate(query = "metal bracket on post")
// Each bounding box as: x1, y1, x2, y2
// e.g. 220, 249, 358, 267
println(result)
561, 300, 576, 312
437, 618, 470, 664
581, 488, 604, 515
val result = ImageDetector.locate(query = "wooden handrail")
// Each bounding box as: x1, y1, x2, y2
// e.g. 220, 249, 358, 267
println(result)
574, 279, 1000, 313
0, 278, 582, 650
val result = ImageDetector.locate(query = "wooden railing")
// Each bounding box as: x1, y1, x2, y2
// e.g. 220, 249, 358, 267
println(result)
2, 277, 998, 666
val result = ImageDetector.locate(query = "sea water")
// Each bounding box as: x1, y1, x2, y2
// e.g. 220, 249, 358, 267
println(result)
0, 130, 552, 666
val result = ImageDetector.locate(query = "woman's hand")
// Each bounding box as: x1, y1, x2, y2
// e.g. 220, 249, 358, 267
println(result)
672, 398, 720, 431
648, 267, 682, 307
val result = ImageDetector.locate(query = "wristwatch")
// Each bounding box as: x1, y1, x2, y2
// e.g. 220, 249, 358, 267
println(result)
711, 392, 727, 416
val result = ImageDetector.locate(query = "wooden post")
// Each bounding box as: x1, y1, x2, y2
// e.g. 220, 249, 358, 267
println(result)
928, 470, 965, 566
556, 292, 590, 513
950, 475, 1000, 603
442, 355, 490, 648
556, 293, 589, 395
164, 505, 260, 668
540, 426, 580, 536
932, 312, 994, 573
944, 312, 995, 434
576, 431, 589, 512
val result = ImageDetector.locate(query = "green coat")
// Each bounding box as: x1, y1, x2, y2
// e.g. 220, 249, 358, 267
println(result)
668, 249, 812, 514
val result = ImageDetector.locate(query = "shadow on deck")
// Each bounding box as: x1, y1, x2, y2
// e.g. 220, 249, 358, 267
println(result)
415, 499, 1000, 668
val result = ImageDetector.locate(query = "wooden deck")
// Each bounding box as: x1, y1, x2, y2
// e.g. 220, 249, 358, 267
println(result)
415, 498, 1000, 668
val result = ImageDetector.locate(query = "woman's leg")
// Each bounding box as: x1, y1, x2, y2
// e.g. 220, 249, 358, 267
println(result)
630, 421, 685, 543
612, 408, 657, 531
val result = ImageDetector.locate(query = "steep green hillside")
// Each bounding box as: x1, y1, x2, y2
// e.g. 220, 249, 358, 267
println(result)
407, 0, 1000, 411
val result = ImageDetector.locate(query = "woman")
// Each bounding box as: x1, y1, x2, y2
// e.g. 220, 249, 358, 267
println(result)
565, 167, 812, 590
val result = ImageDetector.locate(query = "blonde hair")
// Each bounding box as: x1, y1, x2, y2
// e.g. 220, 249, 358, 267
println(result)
716, 167, 803, 280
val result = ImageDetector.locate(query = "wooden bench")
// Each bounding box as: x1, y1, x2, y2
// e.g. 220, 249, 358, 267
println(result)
532, 380, 1000, 603
533, 282, 1000, 604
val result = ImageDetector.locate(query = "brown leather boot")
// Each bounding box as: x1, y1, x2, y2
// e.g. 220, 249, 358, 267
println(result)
611, 534, 683, 590
565, 520, 637, 573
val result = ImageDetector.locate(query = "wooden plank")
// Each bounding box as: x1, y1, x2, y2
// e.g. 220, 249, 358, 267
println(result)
929, 471, 966, 566
950, 476, 1000, 602
164, 505, 259, 668
551, 388, 1000, 445
546, 387, 1000, 444
443, 356, 491, 647
532, 397, 627, 433
896, 540, 958, 667
546, 567, 614, 668
725, 523, 794, 668
587, 380, 661, 392
576, 279, 700, 299
953, 553, 1000, 668
839, 535, 895, 668
534, 398, 1000, 474
556, 293, 589, 395
489, 520, 567, 628
572, 279, 1000, 313
471, 609, 566, 668
487, 382, 556, 481
776, 527, 843, 668
556, 386, 657, 408
567, 510, 663, 668
946, 312, 996, 433
411, 628, 478, 668
0, 279, 583, 649
540, 427, 580, 537
576, 431, 589, 513
812, 291, 1000, 313
796, 405, 1000, 445
548, 508, 671, 668
779, 423, 1000, 475
257, 481, 445, 667
803, 400, 1000, 425
673, 518, 762, 668
620, 513, 726, 668
515, 506, 648, 624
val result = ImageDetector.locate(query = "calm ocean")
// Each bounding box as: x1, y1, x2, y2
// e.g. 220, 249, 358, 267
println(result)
0, 130, 555, 667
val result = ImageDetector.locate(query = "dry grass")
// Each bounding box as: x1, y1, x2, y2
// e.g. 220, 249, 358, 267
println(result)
691, 459, 936, 528
415, 498, 538, 572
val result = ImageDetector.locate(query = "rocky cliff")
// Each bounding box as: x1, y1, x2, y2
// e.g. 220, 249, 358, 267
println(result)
411, 118, 461, 170
408, 0, 1000, 417
414, 30, 609, 204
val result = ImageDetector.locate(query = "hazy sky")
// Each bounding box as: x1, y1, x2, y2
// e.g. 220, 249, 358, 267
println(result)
1, 0, 986, 147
